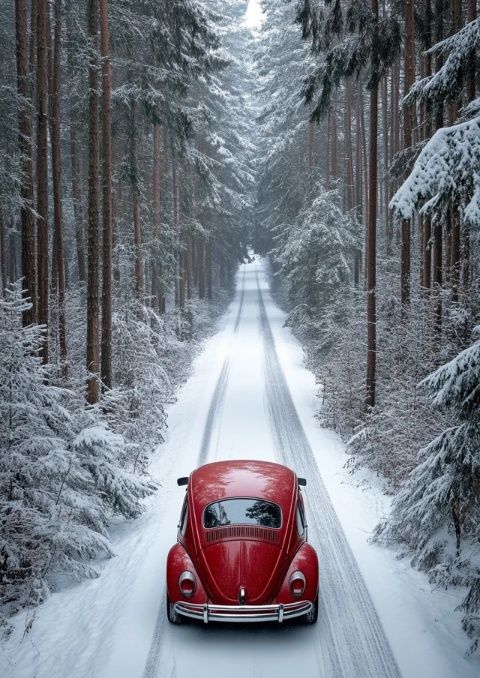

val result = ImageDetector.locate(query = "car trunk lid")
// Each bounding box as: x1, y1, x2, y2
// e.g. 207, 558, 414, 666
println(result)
197, 535, 287, 605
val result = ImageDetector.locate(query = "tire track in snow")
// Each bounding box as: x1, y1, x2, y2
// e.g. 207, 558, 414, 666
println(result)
197, 361, 230, 466
142, 269, 246, 678
256, 272, 402, 678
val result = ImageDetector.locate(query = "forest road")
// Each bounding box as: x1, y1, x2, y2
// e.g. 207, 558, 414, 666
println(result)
143, 259, 402, 678
3, 258, 403, 678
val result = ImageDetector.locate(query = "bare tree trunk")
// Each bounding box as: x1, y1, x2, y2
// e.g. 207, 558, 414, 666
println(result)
206, 239, 212, 301
9, 228, 18, 283
29, 0, 37, 165
330, 94, 338, 180
344, 79, 354, 213
392, 58, 401, 160
467, 0, 477, 102
344, 79, 359, 283
171, 146, 181, 307
449, 0, 462, 302
186, 237, 193, 300
49, 0, 67, 374
381, 71, 390, 253
99, 0, 112, 389
198, 237, 206, 299
326, 112, 331, 188
366, 0, 379, 409
463, 0, 477, 292
0, 211, 6, 295
86, 0, 100, 404
421, 0, 433, 291
133, 189, 144, 301
65, 7, 86, 284
401, 0, 415, 311
15, 0, 37, 323
359, 85, 369, 236
354, 81, 363, 284
152, 120, 163, 312
432, 0, 445, 335
129, 96, 144, 303
70, 126, 86, 282
36, 0, 49, 360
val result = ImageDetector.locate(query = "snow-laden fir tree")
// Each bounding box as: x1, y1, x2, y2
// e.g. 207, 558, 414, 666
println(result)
0, 287, 154, 621
376, 329, 480, 651
274, 186, 357, 350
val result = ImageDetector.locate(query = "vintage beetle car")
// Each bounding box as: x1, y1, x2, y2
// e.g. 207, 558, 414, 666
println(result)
166, 459, 319, 625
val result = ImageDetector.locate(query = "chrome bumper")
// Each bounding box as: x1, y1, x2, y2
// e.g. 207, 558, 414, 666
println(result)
174, 600, 313, 624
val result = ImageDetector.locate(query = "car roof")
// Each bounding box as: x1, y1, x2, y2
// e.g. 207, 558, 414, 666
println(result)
189, 460, 297, 510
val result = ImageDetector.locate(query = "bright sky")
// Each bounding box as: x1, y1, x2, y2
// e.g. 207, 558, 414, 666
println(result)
243, 0, 265, 31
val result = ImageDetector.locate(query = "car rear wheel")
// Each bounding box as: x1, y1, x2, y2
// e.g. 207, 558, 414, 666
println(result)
304, 595, 318, 624
166, 594, 184, 625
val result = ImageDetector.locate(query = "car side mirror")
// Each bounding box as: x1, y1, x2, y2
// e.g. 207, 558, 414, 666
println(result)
177, 477, 188, 486
298, 477, 307, 486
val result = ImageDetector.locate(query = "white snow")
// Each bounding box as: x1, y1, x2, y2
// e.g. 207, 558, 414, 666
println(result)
1, 258, 479, 678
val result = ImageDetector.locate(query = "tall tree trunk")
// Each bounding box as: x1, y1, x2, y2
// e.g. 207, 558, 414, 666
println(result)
29, 0, 37, 168
359, 85, 369, 236
344, 79, 354, 213
186, 237, 193, 300
392, 58, 401, 161
133, 190, 144, 302
432, 0, 445, 335
36, 0, 49, 360
50, 0, 67, 373
330, 94, 338, 180
152, 120, 164, 313
70, 126, 87, 282
66, 7, 86, 283
99, 0, 112, 389
129, 96, 144, 303
15, 0, 37, 324
467, 0, 477, 102
366, 0, 379, 409
325, 112, 331, 188
86, 0, 100, 404
172, 149, 183, 308
422, 0, 433, 290
401, 0, 415, 310
463, 1, 477, 291
381, 71, 390, 253
206, 239, 212, 301
449, 0, 462, 301
354, 81, 363, 285
198, 236, 206, 299
9, 228, 18, 284
0, 211, 6, 295
344, 79, 359, 282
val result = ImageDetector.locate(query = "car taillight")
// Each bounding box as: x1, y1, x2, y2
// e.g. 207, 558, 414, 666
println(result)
289, 571, 306, 598
179, 571, 196, 598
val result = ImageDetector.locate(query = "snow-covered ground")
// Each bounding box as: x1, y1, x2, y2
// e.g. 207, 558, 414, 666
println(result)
2, 258, 479, 678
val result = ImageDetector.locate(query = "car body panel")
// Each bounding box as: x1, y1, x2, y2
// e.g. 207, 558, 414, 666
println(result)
167, 460, 319, 623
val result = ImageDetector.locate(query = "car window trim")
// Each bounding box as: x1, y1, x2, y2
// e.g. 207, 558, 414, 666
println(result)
202, 496, 283, 530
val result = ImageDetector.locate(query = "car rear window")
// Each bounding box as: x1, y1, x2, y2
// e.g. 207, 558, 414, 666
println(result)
203, 498, 281, 529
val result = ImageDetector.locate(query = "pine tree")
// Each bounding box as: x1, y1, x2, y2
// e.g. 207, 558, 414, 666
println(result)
377, 329, 480, 652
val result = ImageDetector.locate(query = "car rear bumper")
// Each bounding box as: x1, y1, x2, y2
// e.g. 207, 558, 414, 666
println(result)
173, 600, 313, 623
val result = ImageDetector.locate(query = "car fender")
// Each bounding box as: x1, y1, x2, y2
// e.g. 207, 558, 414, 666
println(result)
276, 542, 319, 604
166, 543, 207, 605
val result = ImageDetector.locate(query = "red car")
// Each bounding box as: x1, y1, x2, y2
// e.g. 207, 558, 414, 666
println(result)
166, 459, 319, 624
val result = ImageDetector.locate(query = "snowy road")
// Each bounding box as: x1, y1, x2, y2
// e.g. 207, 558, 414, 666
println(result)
6, 258, 476, 678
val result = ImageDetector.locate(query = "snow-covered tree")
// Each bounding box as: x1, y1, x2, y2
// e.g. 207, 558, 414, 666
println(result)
0, 287, 154, 620
377, 328, 480, 651
274, 186, 357, 347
